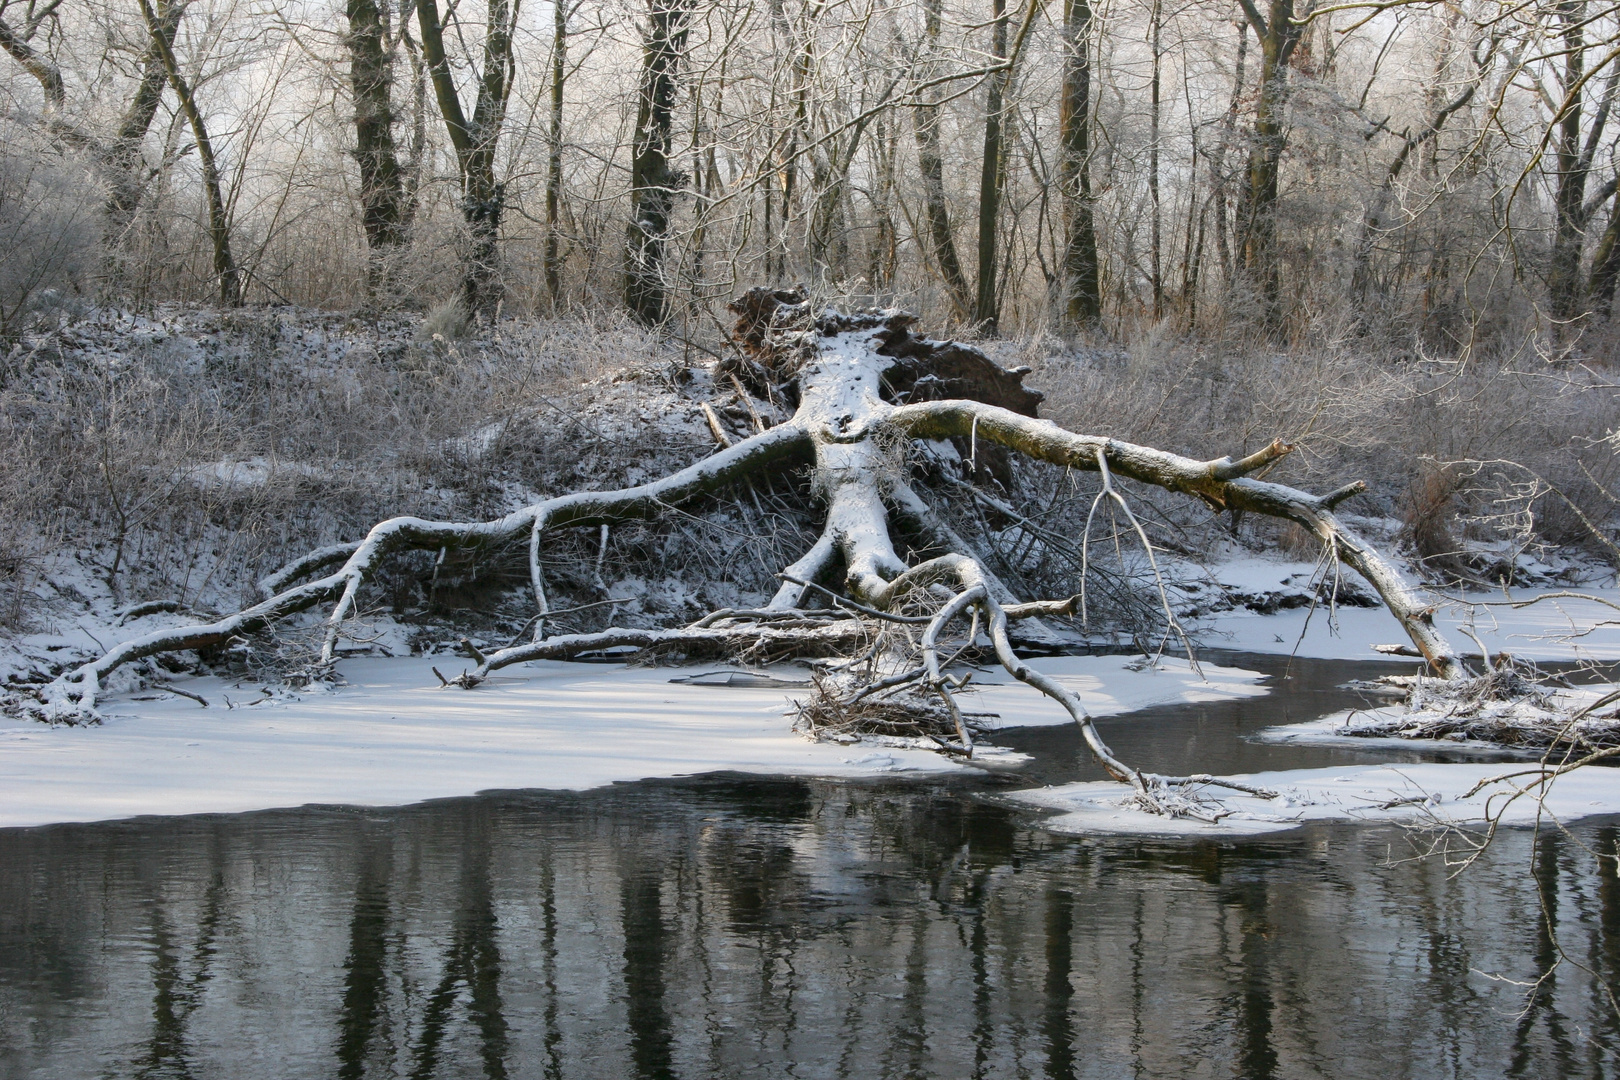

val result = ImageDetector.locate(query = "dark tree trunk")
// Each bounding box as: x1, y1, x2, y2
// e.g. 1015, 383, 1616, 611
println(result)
345, 0, 408, 291
1588, 187, 1620, 314
1058, 0, 1100, 327
104, 5, 180, 240
1236, 0, 1302, 327
624, 0, 689, 327
1148, 0, 1163, 319
972, 0, 1010, 335
1545, 1, 1618, 324
1549, 1, 1588, 321
138, 0, 241, 306
417, 0, 516, 318
544, 0, 566, 307
913, 0, 972, 320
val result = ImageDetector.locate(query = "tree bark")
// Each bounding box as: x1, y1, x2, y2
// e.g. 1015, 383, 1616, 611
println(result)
544, 0, 567, 307
345, 0, 408, 291
137, 0, 241, 307
913, 0, 973, 321
340, 0, 403, 275
417, 0, 516, 318
1236, 0, 1303, 327
104, 4, 180, 240
1058, 0, 1101, 327
1546, 3, 1619, 324
624, 0, 689, 326
1587, 186, 1620, 314
1148, 0, 1163, 319
972, 0, 1010, 335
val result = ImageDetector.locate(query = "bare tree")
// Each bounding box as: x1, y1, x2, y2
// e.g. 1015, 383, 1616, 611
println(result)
544, 0, 568, 307
1059, 0, 1101, 326
1235, 0, 1310, 326
416, 0, 518, 317
913, 0, 973, 320
137, 0, 241, 306
0, 0, 177, 248
1545, 0, 1620, 323
344, 0, 409, 292
972, 0, 1011, 334
625, 0, 690, 326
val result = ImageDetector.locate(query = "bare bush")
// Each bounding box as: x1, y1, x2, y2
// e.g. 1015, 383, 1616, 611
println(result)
0, 129, 99, 340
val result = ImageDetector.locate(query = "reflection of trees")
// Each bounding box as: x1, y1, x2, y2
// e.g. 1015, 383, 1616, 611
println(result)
1041, 888, 1077, 1080
1508, 831, 1579, 1077
5, 781, 1620, 1076
406, 807, 509, 1080
134, 869, 226, 1080
336, 828, 393, 1080
620, 865, 675, 1080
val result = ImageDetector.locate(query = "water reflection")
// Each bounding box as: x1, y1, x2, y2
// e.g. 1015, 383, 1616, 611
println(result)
3, 775, 1618, 1079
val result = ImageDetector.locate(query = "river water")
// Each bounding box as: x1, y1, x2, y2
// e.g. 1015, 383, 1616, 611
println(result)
2, 654, 1618, 1078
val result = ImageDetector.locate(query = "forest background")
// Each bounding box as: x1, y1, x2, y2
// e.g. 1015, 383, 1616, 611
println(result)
1, 0, 1617, 644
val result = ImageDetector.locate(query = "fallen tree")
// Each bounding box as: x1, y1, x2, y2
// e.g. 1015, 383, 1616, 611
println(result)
40, 288, 1470, 808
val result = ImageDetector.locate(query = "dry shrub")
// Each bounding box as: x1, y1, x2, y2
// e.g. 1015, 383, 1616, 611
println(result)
792, 670, 993, 751
1018, 329, 1617, 571
1400, 461, 1464, 574
0, 129, 98, 340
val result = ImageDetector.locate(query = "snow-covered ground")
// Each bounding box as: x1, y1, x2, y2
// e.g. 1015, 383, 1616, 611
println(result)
0, 654, 1263, 829
1193, 556, 1620, 663
4, 540, 1616, 835
1013, 761, 1620, 837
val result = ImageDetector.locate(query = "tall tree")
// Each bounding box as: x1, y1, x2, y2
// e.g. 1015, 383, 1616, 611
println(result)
1236, 0, 1308, 326
1058, 0, 1100, 326
1148, 0, 1163, 318
544, 0, 568, 306
972, 0, 1011, 334
624, 0, 690, 326
912, 0, 972, 320
417, 0, 518, 317
136, 0, 241, 306
1546, 0, 1620, 322
345, 0, 408, 292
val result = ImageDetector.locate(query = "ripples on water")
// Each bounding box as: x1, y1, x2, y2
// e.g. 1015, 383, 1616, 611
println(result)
1, 655, 1618, 1078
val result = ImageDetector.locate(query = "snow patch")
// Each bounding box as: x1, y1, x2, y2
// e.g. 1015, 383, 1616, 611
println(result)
0, 653, 1267, 828
965, 655, 1269, 728
1198, 585, 1620, 663
1014, 761, 1620, 836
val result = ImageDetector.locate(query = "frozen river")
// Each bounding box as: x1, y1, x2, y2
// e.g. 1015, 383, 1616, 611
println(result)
3, 653, 1618, 1078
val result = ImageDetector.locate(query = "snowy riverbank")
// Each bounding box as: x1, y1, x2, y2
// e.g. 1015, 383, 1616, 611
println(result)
1012, 760, 1620, 837
3, 548, 1616, 834
0, 654, 1264, 829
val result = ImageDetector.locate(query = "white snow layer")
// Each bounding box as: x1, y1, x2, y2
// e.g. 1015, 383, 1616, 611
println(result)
1014, 761, 1620, 837
1197, 564, 1620, 663
0, 654, 1263, 829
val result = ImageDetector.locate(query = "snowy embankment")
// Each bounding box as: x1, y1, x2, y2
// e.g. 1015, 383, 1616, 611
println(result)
1009, 558, 1620, 837
4, 541, 1615, 835
1013, 761, 1619, 837
1191, 554, 1620, 663
0, 655, 1262, 829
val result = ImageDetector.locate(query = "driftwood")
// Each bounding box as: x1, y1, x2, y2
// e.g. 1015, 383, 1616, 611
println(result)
44, 288, 1468, 808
